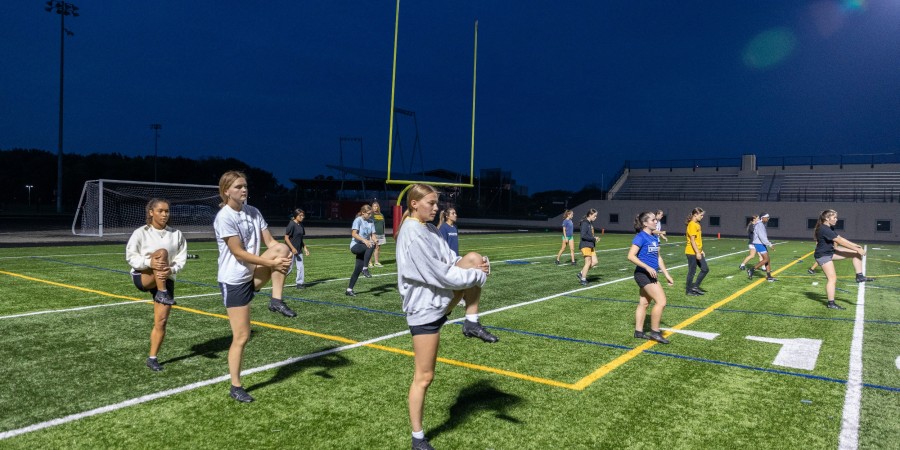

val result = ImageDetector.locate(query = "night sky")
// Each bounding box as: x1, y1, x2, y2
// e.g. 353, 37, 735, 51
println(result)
2, 1, 898, 194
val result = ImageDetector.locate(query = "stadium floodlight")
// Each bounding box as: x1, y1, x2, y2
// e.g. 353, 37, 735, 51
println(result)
150, 124, 162, 181
44, 1, 79, 213
26, 185, 34, 206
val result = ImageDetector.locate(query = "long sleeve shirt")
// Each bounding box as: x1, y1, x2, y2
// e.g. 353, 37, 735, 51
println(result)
396, 217, 486, 326
125, 225, 187, 279
752, 221, 772, 246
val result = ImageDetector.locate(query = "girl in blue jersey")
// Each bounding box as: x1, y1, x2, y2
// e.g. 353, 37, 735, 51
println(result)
627, 211, 674, 344
437, 207, 459, 256
555, 210, 576, 265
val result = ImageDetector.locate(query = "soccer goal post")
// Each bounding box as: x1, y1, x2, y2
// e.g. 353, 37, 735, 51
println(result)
72, 179, 220, 236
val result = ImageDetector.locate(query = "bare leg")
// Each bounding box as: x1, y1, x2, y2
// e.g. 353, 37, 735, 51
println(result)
741, 248, 757, 267
149, 302, 171, 357
635, 294, 649, 332
226, 305, 251, 387
254, 243, 291, 299
409, 332, 440, 435
150, 249, 169, 291
642, 283, 668, 330
568, 240, 576, 262
822, 261, 837, 300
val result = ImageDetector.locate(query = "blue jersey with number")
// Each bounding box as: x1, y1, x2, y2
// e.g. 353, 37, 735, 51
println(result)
632, 230, 660, 270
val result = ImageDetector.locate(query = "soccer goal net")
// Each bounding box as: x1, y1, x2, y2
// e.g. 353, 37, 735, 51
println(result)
72, 179, 220, 236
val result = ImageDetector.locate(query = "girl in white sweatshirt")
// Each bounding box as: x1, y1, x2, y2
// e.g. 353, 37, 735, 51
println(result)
125, 198, 187, 372
395, 184, 498, 450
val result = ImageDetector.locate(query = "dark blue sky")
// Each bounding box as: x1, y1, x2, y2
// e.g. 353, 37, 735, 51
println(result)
2, 1, 898, 194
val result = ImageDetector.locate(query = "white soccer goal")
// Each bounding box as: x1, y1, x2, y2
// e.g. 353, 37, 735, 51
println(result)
72, 179, 220, 236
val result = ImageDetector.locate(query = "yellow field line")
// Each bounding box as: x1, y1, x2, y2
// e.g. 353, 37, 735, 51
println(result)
571, 251, 814, 390
0, 269, 575, 390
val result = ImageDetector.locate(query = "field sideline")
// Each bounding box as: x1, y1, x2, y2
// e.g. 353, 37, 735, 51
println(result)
0, 232, 897, 448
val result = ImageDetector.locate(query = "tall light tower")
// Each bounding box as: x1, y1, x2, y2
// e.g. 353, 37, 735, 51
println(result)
45, 0, 79, 213
26, 185, 34, 207
150, 124, 162, 181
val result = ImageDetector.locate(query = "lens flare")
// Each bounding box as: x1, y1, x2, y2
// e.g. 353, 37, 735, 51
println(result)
742, 27, 797, 69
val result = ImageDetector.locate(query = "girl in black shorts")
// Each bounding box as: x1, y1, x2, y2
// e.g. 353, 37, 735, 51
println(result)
627, 211, 674, 344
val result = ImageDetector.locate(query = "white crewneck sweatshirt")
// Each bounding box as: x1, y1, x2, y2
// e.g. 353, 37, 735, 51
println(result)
125, 225, 188, 279
395, 217, 486, 326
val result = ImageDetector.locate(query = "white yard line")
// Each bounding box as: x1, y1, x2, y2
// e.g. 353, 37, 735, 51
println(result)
0, 301, 148, 320
838, 246, 868, 450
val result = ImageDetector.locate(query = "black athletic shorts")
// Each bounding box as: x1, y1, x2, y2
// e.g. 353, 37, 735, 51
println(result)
220, 281, 255, 308
633, 266, 658, 289
409, 315, 448, 336
131, 270, 175, 296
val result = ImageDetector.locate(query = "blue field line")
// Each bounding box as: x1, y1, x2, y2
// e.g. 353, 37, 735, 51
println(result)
563, 294, 900, 326
32, 257, 406, 318
484, 325, 900, 393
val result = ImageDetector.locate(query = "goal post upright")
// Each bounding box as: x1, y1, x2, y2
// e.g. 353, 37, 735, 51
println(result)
386, 8, 480, 238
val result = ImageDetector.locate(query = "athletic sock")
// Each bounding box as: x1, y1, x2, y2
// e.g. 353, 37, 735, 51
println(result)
465, 314, 479, 323
148, 356, 157, 360
856, 273, 863, 277
270, 298, 282, 304
412, 430, 425, 440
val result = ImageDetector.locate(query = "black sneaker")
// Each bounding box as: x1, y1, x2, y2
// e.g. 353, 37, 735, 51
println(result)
555, 259, 560, 266
646, 330, 670, 344
739, 264, 746, 271
570, 261, 577, 266
462, 320, 499, 343
685, 290, 701, 297
345, 289, 356, 297
295, 284, 305, 289
855, 274, 875, 283
634, 330, 647, 340
153, 290, 175, 306
230, 385, 254, 403
362, 268, 372, 278
412, 437, 435, 450
747, 268, 755, 280
146, 357, 163, 372
576, 272, 587, 285
826, 302, 846, 310
807, 269, 815, 275
767, 276, 777, 282
268, 301, 297, 318
694, 287, 707, 293
691, 287, 705, 295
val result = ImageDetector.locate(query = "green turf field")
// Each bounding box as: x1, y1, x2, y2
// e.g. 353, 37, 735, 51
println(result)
0, 232, 897, 448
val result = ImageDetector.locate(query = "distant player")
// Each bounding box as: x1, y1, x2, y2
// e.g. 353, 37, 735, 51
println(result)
813, 209, 874, 310
370, 201, 386, 268
555, 210, 576, 265
214, 170, 294, 403
651, 209, 668, 242
126, 198, 187, 372
628, 211, 674, 344
284, 208, 310, 289
437, 207, 460, 256
577, 209, 599, 286
747, 213, 776, 282
395, 184, 497, 450
346, 204, 377, 297
684, 207, 709, 296
739, 215, 762, 271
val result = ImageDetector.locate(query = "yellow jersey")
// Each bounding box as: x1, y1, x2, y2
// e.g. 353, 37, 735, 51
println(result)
685, 221, 702, 255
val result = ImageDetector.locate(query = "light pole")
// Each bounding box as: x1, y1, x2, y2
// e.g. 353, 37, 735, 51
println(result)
26, 185, 34, 207
150, 124, 162, 182
45, 0, 78, 213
